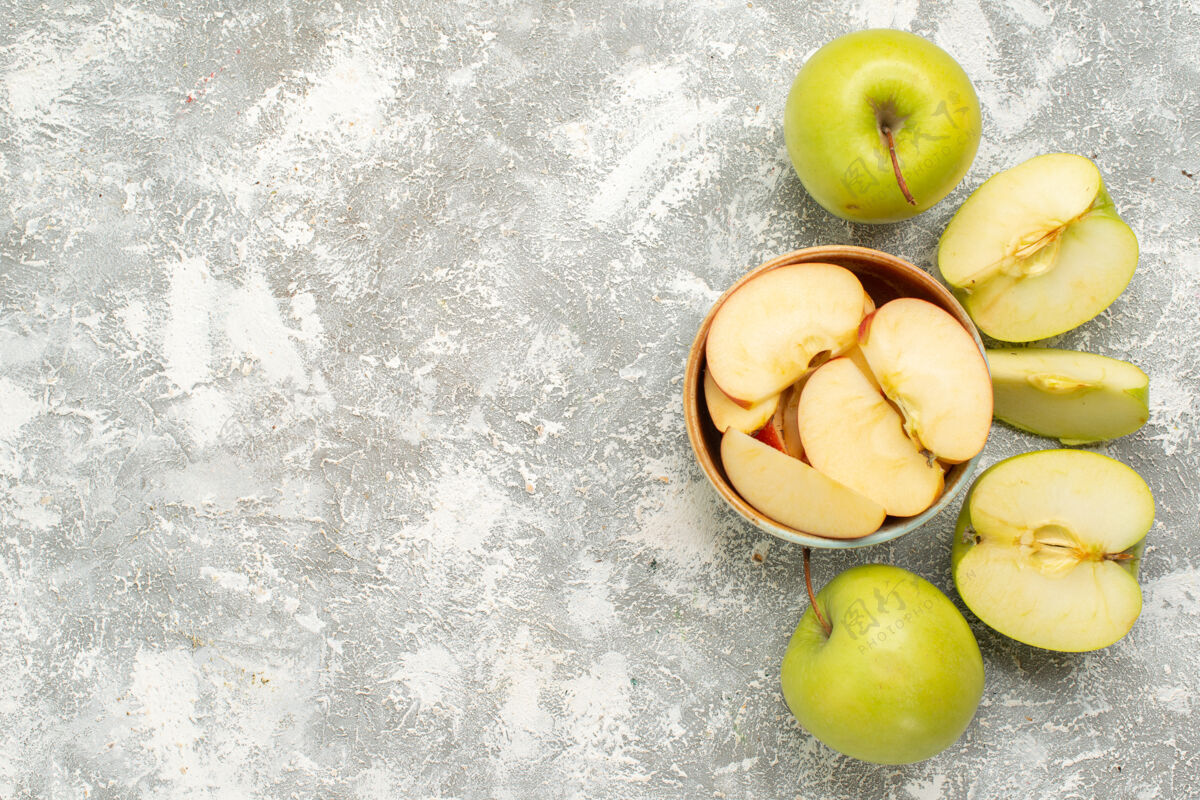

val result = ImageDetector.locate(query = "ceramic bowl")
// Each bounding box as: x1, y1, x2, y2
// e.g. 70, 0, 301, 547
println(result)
683, 245, 987, 549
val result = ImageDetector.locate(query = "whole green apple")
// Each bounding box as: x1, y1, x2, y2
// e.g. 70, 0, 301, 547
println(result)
784, 29, 981, 223
781, 564, 984, 764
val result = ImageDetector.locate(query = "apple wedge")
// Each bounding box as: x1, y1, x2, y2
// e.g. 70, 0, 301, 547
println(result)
844, 344, 881, 392
937, 153, 1138, 342
703, 369, 779, 435
777, 349, 872, 458
952, 449, 1153, 652
988, 348, 1149, 444
720, 429, 885, 539
858, 298, 991, 463
781, 381, 804, 459
797, 358, 944, 517
706, 263, 868, 406
752, 401, 789, 453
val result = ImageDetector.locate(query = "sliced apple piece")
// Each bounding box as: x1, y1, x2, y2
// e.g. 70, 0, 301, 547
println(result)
797, 358, 944, 517
961, 209, 1138, 342
752, 406, 788, 453
858, 298, 992, 464
776, 350, 871, 459
781, 382, 804, 459
952, 449, 1153, 652
720, 429, 885, 539
937, 154, 1138, 342
780, 347, 886, 459
939, 154, 1100, 290
706, 263, 868, 406
844, 344, 881, 392
703, 369, 779, 434
988, 348, 1149, 444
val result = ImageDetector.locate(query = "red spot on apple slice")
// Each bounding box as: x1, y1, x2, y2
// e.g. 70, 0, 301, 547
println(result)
858, 310, 877, 344
753, 421, 787, 453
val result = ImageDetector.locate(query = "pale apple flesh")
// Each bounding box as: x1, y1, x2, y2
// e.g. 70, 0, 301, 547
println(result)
797, 357, 944, 517
778, 349, 863, 462
844, 344, 881, 392
705, 263, 868, 406
703, 368, 779, 435
937, 153, 1138, 343
961, 206, 1138, 342
987, 348, 1149, 444
720, 429, 885, 539
782, 564, 984, 764
952, 449, 1154, 652
938, 154, 1101, 289
858, 298, 992, 463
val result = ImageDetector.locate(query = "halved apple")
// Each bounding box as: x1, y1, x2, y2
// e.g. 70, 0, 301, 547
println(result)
797, 358, 944, 517
858, 298, 992, 464
706, 263, 868, 406
937, 153, 1138, 342
988, 348, 1149, 444
952, 449, 1153, 652
703, 369, 779, 434
720, 429, 885, 539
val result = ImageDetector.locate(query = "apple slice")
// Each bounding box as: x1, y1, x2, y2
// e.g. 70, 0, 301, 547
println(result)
797, 358, 944, 517
858, 298, 991, 463
781, 382, 804, 459
703, 369, 779, 434
988, 348, 1149, 444
752, 403, 788, 453
843, 344, 881, 391
720, 429, 885, 539
937, 153, 1138, 342
706, 263, 868, 406
952, 449, 1153, 651
776, 348, 872, 459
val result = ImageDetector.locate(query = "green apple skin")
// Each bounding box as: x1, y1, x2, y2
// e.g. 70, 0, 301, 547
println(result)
987, 347, 1149, 444
781, 564, 984, 764
784, 29, 981, 223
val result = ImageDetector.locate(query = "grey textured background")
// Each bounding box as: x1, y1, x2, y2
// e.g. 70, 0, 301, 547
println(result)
1, 1, 1198, 798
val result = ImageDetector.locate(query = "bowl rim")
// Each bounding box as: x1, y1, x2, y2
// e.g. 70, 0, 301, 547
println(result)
683, 245, 987, 550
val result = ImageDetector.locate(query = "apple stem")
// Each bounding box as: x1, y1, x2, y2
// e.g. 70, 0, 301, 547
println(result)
880, 125, 917, 207
803, 547, 832, 637
1105, 552, 1135, 561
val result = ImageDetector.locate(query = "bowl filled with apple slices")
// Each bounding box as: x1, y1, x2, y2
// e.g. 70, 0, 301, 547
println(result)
684, 245, 993, 548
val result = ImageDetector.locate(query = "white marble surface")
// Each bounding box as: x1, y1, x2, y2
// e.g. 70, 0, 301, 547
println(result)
2, 1, 1198, 797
